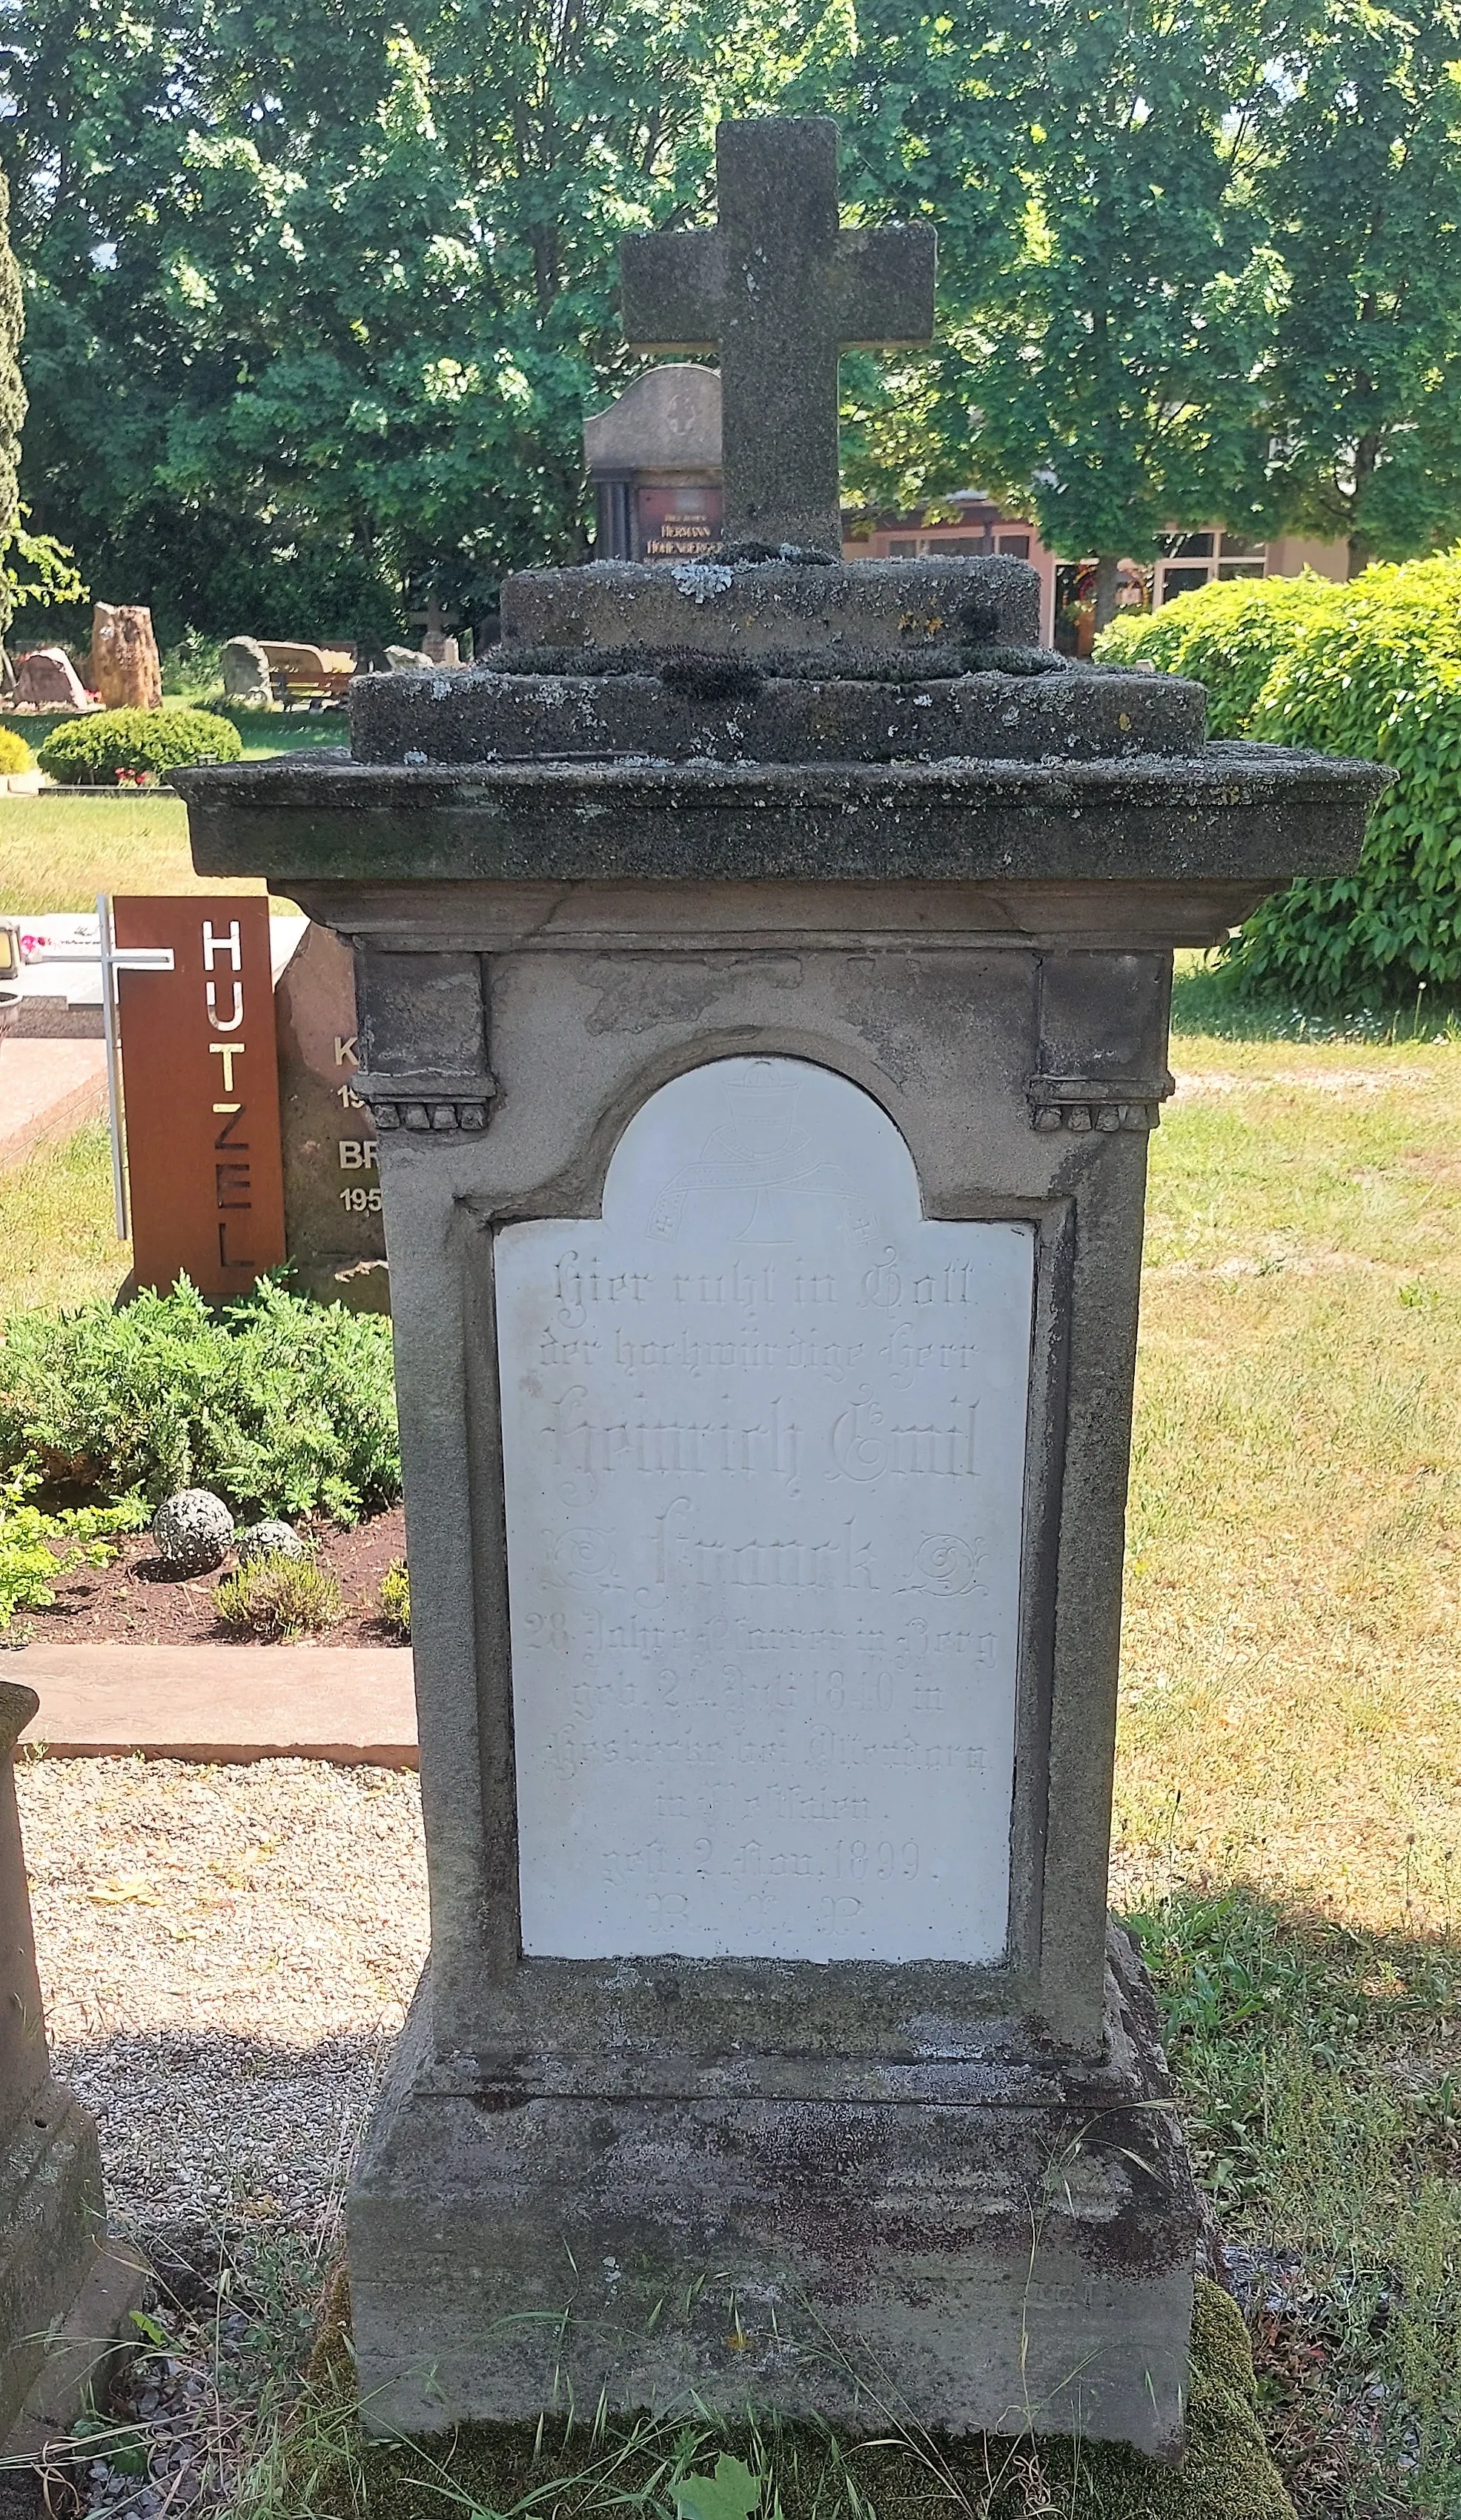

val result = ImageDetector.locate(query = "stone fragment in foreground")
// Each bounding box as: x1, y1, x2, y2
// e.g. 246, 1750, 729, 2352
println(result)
0, 1683, 115, 2438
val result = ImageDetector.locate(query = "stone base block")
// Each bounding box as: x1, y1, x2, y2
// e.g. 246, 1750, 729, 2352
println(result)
348, 1937, 1200, 2456
5, 2241, 150, 2465
0, 2079, 106, 2438
499, 556, 1039, 657
348, 660, 1204, 770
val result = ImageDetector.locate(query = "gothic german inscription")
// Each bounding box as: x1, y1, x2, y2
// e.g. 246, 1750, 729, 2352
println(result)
495, 1058, 1034, 1963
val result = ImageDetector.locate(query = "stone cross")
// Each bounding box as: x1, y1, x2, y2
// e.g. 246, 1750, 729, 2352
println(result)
620, 117, 935, 556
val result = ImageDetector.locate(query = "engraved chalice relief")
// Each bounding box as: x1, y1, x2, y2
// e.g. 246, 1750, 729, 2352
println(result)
649, 1061, 875, 1246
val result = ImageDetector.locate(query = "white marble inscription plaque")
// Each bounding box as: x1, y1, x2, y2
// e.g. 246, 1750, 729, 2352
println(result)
495, 1058, 1034, 1963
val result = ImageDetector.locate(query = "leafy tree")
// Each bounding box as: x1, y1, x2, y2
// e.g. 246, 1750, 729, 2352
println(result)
1, 0, 847, 643
959, 0, 1285, 623
0, 158, 86, 663
814, 0, 1033, 522
1259, 0, 1461, 576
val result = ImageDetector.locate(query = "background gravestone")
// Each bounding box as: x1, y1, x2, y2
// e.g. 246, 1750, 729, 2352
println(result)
178, 113, 1385, 2458
88, 604, 162, 711
585, 364, 723, 562
220, 636, 274, 709
274, 923, 388, 1308
13, 648, 92, 711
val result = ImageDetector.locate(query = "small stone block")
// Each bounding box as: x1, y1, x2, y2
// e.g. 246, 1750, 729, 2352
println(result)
498, 557, 1039, 659
6, 2241, 151, 2456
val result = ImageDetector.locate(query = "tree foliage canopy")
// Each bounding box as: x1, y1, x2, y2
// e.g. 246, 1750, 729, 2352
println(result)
2, 0, 848, 641
1097, 561, 1461, 999
1259, 0, 1461, 573
0, 165, 28, 636
4, 0, 1461, 640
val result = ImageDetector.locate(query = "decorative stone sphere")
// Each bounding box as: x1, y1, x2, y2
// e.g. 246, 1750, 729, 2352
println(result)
151, 1489, 234, 1574
234, 1519, 306, 1565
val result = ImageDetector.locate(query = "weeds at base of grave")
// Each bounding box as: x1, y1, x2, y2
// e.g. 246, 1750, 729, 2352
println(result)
7, 1893, 1459, 2517
251, 2271, 1283, 2520
213, 1554, 342, 1643
376, 1562, 409, 1642
1133, 1886, 1461, 2519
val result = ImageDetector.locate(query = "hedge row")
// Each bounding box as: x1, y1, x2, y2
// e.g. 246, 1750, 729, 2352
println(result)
0, 1277, 400, 1522
37, 705, 242, 785
1096, 559, 1461, 1002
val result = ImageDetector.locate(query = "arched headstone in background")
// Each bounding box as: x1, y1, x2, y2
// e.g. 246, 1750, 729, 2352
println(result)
584, 363, 722, 561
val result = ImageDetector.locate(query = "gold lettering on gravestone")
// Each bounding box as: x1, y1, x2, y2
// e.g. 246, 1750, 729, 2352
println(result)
495, 1058, 1033, 1963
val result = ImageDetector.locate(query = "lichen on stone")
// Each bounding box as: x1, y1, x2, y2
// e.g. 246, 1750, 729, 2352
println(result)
150, 1488, 233, 1574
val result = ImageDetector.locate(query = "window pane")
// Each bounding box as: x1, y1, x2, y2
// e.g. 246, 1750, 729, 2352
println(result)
1159, 533, 1214, 560
925, 537, 972, 554
996, 534, 1030, 560
1219, 534, 1265, 558
1159, 567, 1211, 603
889, 539, 918, 557
1218, 560, 1266, 580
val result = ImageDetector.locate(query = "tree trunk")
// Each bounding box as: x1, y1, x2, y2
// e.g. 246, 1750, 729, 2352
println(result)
1348, 430, 1381, 577
1093, 552, 1122, 629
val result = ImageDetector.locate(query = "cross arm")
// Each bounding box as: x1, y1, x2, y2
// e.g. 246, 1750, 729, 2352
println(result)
621, 232, 724, 353
832, 224, 938, 350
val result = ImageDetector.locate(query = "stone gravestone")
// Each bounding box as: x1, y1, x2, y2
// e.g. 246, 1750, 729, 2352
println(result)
585, 364, 723, 562
177, 116, 1385, 2456
220, 636, 274, 709
0, 1682, 107, 2435
89, 603, 162, 711
13, 647, 93, 711
273, 921, 388, 1307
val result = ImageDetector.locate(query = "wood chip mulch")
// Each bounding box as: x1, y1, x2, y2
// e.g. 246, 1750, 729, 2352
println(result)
20, 1505, 409, 1649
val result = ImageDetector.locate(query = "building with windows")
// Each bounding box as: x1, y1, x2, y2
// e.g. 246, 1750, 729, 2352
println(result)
844, 493, 1348, 649
583, 374, 1351, 646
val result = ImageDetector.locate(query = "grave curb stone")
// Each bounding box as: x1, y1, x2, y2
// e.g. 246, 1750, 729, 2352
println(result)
0, 1682, 113, 2444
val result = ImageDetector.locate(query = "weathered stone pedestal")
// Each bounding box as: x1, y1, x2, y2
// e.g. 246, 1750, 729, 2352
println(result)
0, 1684, 107, 2438
178, 540, 1382, 2456
176, 103, 1383, 2464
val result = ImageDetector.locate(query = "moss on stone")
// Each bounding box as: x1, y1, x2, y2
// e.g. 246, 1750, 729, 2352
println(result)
296, 2277, 1293, 2520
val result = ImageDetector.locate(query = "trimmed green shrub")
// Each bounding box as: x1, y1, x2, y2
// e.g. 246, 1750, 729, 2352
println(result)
0, 1276, 400, 1523
0, 726, 33, 775
0, 1468, 148, 1631
38, 704, 242, 786
1096, 559, 1461, 1001
1095, 574, 1342, 737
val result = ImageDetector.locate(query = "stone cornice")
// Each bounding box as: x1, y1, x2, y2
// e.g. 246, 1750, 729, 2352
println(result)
177, 742, 1389, 893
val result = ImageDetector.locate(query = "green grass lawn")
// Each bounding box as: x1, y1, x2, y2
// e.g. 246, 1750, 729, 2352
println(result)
0, 716, 335, 911
1113, 1015, 1461, 2516
4, 995, 1460, 2512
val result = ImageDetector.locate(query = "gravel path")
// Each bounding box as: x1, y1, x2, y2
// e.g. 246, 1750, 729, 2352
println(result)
16, 1757, 429, 2245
